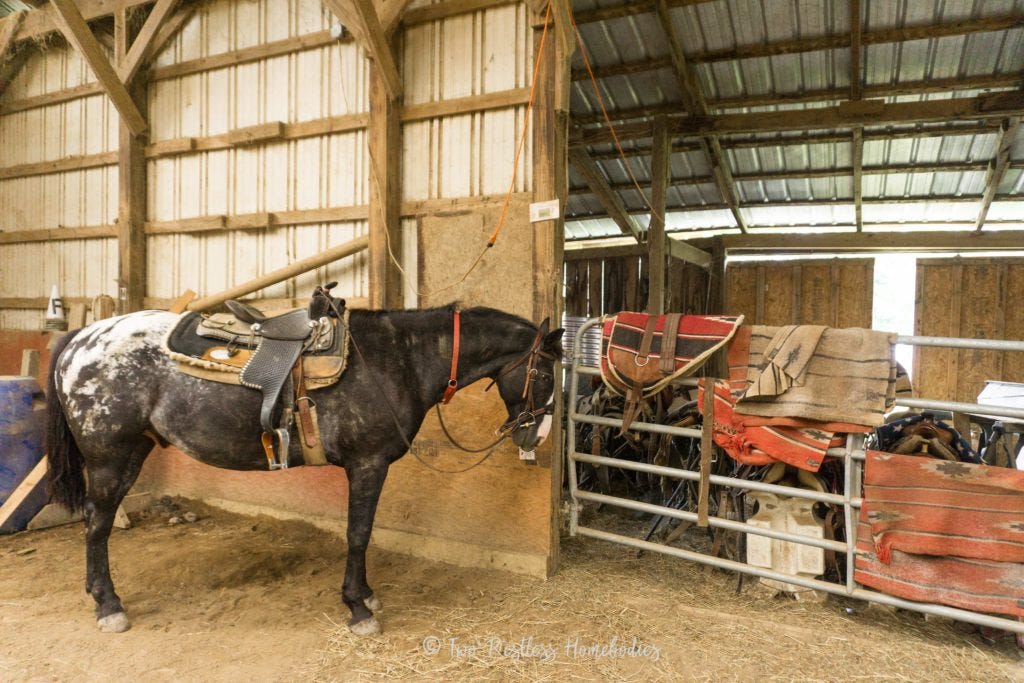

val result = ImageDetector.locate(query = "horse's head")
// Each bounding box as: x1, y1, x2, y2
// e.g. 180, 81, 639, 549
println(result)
492, 318, 564, 452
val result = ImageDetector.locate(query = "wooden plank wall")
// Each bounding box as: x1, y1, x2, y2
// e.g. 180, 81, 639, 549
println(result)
565, 256, 709, 316
914, 258, 1024, 403
724, 258, 874, 327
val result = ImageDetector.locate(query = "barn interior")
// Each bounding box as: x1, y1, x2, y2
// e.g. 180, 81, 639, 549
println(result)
1, 0, 1023, 675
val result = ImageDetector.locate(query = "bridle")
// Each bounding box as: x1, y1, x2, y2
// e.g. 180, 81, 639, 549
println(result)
486, 324, 558, 438
439, 310, 557, 448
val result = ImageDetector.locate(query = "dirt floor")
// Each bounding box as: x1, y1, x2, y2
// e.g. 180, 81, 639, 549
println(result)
1, 499, 1022, 682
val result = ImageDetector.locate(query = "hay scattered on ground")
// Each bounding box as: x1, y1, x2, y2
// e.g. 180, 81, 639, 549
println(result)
306, 512, 1023, 682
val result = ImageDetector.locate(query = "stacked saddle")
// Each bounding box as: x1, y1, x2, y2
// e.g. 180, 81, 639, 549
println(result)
164, 287, 349, 469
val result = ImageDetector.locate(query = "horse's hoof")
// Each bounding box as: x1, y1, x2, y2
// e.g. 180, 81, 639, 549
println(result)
348, 616, 382, 637
97, 612, 131, 633
364, 594, 382, 612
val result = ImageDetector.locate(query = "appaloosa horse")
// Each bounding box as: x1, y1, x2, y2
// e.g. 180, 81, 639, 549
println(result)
46, 303, 563, 636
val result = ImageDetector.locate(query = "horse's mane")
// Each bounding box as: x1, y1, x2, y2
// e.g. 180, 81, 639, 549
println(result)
352, 303, 537, 331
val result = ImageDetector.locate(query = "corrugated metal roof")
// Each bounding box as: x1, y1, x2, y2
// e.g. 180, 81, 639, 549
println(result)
567, 0, 1024, 242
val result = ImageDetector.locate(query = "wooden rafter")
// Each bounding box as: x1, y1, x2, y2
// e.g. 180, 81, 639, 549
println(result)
325, 0, 402, 100
0, 10, 27, 96
0, 10, 26, 62
571, 92, 1024, 145
588, 125, 1002, 159
572, 71, 1024, 122
117, 0, 182, 83
379, 0, 414, 34
694, 231, 1024, 254
974, 116, 1021, 233
569, 147, 642, 241
48, 0, 148, 136
571, 8, 1022, 62
654, 0, 746, 233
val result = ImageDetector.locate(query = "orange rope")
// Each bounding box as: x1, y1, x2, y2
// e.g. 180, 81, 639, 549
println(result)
571, 12, 664, 231
486, 0, 553, 247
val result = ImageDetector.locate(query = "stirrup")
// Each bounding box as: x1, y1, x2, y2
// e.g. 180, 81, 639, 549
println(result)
260, 429, 291, 470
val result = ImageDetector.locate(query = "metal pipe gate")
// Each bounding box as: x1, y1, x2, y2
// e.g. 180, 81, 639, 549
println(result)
565, 317, 1024, 635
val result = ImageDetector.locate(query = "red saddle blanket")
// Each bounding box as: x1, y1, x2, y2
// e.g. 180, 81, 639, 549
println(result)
600, 311, 743, 399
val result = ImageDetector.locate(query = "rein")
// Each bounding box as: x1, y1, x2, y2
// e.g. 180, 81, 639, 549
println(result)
339, 303, 551, 474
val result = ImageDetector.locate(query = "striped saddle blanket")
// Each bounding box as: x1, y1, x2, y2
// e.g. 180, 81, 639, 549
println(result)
600, 311, 743, 430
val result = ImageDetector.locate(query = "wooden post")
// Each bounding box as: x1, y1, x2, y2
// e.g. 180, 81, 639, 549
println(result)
647, 117, 669, 313
367, 37, 403, 309
116, 10, 148, 313
531, 6, 569, 576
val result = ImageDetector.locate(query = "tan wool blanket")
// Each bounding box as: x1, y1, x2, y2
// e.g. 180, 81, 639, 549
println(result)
735, 325, 897, 428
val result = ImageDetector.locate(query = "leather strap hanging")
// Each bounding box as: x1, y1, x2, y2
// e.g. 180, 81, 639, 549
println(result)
697, 379, 715, 527
658, 313, 682, 374
620, 315, 660, 434
442, 310, 461, 404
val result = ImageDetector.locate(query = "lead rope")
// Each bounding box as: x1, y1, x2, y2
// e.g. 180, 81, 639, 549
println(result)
333, 297, 508, 474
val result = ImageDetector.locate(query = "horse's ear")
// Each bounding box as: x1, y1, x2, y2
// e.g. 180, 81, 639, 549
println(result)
543, 328, 565, 357
537, 317, 551, 335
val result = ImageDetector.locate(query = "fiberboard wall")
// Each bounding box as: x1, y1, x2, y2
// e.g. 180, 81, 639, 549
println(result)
914, 257, 1024, 404
725, 258, 874, 328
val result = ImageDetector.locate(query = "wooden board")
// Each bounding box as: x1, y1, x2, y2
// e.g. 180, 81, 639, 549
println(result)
915, 258, 1024, 403
725, 259, 874, 328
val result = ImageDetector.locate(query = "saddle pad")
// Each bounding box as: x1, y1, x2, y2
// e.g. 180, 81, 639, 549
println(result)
600, 311, 743, 398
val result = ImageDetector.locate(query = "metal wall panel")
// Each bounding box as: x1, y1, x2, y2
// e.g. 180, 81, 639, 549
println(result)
0, 43, 119, 330
401, 3, 532, 201
146, 0, 370, 304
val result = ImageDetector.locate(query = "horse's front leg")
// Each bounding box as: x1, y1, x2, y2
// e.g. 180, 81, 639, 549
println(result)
342, 457, 389, 635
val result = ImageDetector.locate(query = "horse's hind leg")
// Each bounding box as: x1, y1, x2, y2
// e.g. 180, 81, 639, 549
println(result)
84, 437, 154, 633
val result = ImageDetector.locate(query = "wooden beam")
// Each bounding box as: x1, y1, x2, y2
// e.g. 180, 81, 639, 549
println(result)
850, 0, 864, 231
115, 8, 147, 313
0, 151, 118, 180
647, 118, 669, 313
852, 127, 864, 232
333, 0, 402, 101
975, 116, 1021, 233
698, 230, 1024, 254
0, 10, 26, 62
138, 1, 195, 69
367, 37, 403, 309
667, 236, 712, 268
571, 92, 1024, 145
48, 0, 148, 137
569, 147, 643, 241
573, 0, 714, 25
117, 0, 182, 83
0, 224, 116, 245
655, 0, 746, 232
379, 0, 414, 34
692, 13, 1024, 65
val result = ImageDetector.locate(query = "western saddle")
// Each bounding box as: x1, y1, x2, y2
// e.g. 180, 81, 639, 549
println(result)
168, 283, 347, 470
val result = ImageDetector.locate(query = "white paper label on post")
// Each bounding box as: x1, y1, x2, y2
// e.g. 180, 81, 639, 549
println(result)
529, 200, 560, 223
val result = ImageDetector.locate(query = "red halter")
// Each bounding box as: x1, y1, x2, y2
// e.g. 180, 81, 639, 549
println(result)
442, 310, 460, 404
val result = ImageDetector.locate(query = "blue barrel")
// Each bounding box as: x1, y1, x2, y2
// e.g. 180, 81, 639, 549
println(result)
0, 377, 47, 532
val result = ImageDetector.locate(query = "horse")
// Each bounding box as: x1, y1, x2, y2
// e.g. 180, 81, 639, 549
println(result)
45, 301, 564, 636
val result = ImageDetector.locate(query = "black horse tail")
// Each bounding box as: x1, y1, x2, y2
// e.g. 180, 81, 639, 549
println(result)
46, 329, 86, 512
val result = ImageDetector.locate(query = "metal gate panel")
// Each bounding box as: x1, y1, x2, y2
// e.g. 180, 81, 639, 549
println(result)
565, 317, 1024, 635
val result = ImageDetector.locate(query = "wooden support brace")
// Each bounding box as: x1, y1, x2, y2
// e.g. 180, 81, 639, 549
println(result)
117, 0, 183, 83
48, 0, 148, 137
568, 147, 643, 241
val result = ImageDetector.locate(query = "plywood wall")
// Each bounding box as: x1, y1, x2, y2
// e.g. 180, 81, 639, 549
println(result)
725, 259, 874, 328
914, 258, 1024, 403
0, 43, 119, 329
